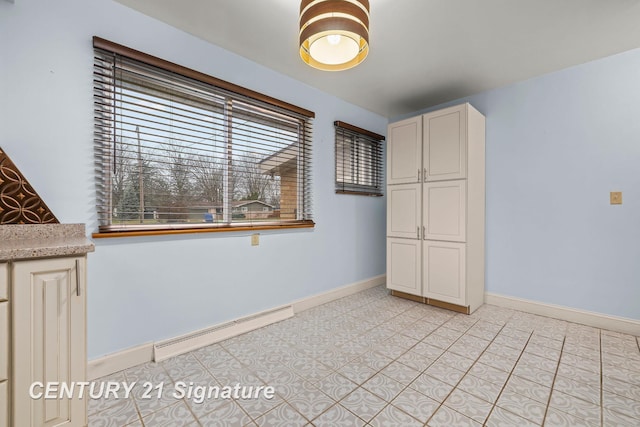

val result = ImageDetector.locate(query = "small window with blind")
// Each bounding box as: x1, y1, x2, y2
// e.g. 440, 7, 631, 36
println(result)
334, 121, 384, 196
93, 37, 314, 235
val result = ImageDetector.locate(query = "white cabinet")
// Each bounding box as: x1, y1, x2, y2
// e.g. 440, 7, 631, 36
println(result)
0, 224, 92, 427
0, 380, 7, 427
387, 238, 421, 296
387, 116, 422, 184
387, 183, 421, 239
424, 180, 466, 242
12, 257, 87, 427
0, 263, 7, 301
0, 302, 7, 382
423, 105, 467, 181
0, 262, 7, 427
386, 103, 485, 314
423, 241, 466, 306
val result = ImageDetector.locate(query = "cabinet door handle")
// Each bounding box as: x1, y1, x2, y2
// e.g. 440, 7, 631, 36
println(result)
75, 259, 81, 297
417, 226, 420, 239
423, 168, 427, 182
417, 168, 421, 182
423, 226, 426, 240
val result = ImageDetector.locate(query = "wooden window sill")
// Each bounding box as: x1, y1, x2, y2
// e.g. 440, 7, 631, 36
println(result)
92, 222, 315, 239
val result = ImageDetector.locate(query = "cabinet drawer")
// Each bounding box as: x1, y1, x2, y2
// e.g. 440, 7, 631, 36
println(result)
0, 380, 6, 427
0, 263, 7, 301
0, 303, 6, 381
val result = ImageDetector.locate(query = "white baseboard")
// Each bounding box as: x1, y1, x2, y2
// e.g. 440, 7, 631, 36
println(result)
88, 343, 154, 380
292, 274, 386, 313
485, 292, 640, 336
153, 305, 294, 362
87, 274, 386, 379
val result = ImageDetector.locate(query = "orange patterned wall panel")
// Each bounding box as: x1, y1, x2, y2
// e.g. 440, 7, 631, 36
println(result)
0, 147, 59, 224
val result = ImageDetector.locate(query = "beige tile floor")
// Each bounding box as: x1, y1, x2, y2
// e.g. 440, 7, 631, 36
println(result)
89, 285, 640, 426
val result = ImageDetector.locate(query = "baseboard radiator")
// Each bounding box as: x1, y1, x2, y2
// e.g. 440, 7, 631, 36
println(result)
153, 305, 294, 362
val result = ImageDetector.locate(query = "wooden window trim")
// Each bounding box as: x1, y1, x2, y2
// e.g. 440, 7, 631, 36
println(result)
334, 121, 385, 141
92, 221, 315, 239
93, 37, 315, 119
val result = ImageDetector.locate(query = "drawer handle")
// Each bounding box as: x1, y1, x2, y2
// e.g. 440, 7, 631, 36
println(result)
75, 259, 81, 297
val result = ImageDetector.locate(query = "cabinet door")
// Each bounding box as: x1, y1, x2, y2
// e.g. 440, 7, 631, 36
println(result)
13, 257, 86, 427
423, 241, 466, 306
423, 104, 467, 181
0, 302, 6, 382
0, 380, 7, 427
388, 116, 422, 184
387, 238, 422, 296
424, 180, 466, 242
387, 183, 422, 239
0, 263, 7, 301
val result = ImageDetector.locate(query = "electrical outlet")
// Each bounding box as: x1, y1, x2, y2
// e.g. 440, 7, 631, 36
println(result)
610, 191, 622, 205
251, 233, 260, 246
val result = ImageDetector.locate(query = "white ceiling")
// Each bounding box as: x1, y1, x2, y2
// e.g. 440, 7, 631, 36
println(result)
115, 0, 640, 118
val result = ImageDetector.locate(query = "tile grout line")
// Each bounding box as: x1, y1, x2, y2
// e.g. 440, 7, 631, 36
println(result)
225, 332, 327, 425
192, 347, 259, 423
330, 305, 444, 425
248, 295, 441, 425
419, 316, 483, 425
423, 319, 513, 426
483, 330, 534, 426
215, 339, 304, 424
123, 369, 145, 426
93, 288, 640, 427
287, 306, 386, 425
335, 311, 479, 425
539, 336, 566, 427
186, 354, 227, 427
334, 306, 466, 425
162, 362, 202, 426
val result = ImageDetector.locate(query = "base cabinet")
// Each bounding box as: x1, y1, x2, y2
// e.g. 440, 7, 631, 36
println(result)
0, 381, 7, 427
423, 241, 466, 306
1, 262, 8, 427
12, 257, 87, 427
386, 238, 421, 296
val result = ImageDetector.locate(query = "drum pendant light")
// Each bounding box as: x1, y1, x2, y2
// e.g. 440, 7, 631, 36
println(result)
299, 0, 370, 71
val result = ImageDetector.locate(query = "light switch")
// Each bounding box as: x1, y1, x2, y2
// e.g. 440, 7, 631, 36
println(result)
610, 191, 622, 205
251, 233, 260, 246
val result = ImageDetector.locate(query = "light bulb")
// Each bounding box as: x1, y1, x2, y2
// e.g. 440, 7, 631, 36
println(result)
309, 34, 359, 66
327, 34, 341, 45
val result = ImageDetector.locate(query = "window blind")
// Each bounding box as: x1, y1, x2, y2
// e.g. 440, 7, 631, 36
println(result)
93, 38, 314, 233
334, 121, 384, 196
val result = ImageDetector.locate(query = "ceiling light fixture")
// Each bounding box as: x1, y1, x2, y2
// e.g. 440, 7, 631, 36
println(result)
299, 0, 370, 71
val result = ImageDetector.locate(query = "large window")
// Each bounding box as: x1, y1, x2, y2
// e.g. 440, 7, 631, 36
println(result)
93, 38, 314, 234
334, 121, 384, 196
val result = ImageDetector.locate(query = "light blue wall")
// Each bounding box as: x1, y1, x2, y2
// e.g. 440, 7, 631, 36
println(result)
396, 49, 640, 321
0, 0, 388, 359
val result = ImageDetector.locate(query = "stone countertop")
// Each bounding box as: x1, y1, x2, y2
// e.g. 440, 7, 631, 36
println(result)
0, 224, 95, 261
